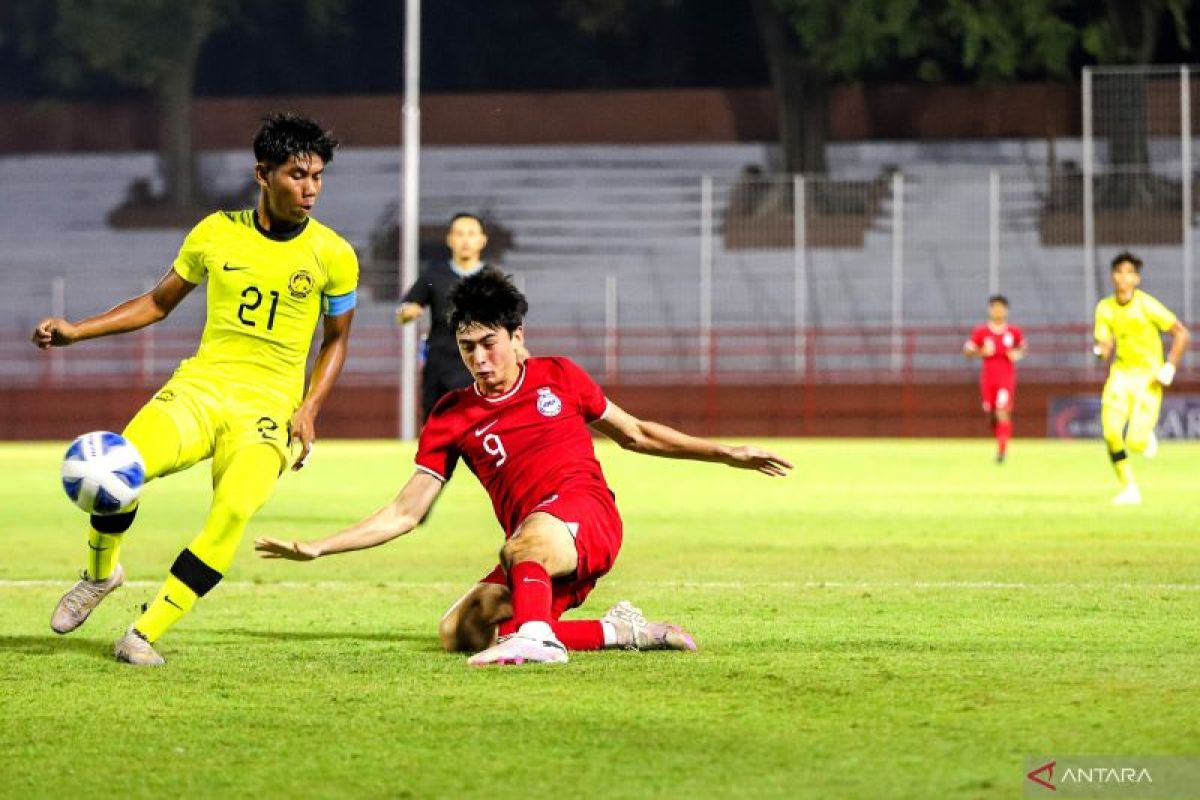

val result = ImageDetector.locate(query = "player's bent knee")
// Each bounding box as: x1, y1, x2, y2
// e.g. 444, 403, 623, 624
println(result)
437, 615, 463, 652
438, 619, 478, 653
438, 613, 495, 653
439, 584, 511, 652
214, 500, 257, 529
500, 534, 535, 567
500, 516, 576, 571
500, 535, 556, 570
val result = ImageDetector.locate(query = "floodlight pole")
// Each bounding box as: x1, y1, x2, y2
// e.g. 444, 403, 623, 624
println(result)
1082, 67, 1096, 330
1182, 65, 1193, 326
891, 171, 904, 373
399, 0, 421, 440
793, 174, 807, 375
988, 169, 1000, 295
699, 175, 713, 377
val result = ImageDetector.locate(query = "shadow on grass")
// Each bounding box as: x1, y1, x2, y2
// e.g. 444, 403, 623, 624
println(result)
221, 627, 439, 649
0, 634, 111, 659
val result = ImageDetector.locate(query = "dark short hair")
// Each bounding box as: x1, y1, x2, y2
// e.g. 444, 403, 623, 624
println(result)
448, 212, 487, 235
1111, 251, 1143, 273
448, 267, 527, 334
253, 113, 338, 170
988, 294, 1009, 307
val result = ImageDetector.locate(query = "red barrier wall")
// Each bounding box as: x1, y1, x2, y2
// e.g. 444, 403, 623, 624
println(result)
2, 379, 1159, 441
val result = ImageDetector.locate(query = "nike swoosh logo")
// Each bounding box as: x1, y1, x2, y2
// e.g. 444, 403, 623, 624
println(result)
474, 420, 499, 436
164, 594, 184, 611
222, 263, 250, 272
87, 543, 108, 552
521, 577, 550, 587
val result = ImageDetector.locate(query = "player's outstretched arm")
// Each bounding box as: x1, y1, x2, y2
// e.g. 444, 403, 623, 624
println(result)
962, 340, 980, 358
591, 402, 792, 477
255, 471, 444, 561
30, 268, 195, 349
289, 310, 354, 470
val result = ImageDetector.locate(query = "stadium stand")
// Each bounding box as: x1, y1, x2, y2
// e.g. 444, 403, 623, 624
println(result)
1, 140, 1191, 382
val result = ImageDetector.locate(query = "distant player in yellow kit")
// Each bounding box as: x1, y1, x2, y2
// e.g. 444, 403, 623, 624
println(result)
31, 113, 358, 664
1093, 251, 1189, 505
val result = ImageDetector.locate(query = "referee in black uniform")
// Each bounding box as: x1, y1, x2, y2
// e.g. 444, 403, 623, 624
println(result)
397, 212, 491, 421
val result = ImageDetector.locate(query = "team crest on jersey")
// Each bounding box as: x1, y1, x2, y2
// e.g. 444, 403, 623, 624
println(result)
154, 389, 176, 402
288, 270, 315, 299
536, 387, 562, 417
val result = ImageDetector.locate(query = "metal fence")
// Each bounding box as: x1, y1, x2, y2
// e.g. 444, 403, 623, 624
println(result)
6, 66, 1200, 387
0, 319, 1117, 390
1084, 65, 1198, 323
6, 159, 1200, 387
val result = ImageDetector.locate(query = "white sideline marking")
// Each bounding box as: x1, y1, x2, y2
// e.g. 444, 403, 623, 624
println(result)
1, 579, 1199, 592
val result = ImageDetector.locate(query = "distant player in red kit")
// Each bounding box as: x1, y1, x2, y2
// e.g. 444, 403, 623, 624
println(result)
963, 295, 1026, 462
256, 268, 792, 666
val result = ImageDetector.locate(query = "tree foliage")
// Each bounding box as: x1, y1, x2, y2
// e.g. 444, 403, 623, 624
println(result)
756, 0, 1192, 172
27, 0, 347, 208
1079, 0, 1190, 65
46, 1, 227, 92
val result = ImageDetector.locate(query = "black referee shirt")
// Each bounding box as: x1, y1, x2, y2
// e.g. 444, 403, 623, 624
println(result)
402, 261, 489, 362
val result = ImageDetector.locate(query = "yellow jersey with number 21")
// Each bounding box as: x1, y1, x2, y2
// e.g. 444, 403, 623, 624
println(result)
171, 210, 358, 406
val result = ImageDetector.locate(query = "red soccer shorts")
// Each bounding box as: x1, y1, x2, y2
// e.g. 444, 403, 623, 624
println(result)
481, 485, 624, 618
981, 375, 1016, 413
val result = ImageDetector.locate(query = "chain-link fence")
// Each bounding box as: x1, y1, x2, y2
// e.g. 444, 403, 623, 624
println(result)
8, 66, 1200, 388
6, 160, 1196, 386
1083, 65, 1198, 323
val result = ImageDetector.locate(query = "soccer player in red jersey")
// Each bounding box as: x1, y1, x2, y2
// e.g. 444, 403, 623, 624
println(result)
962, 295, 1026, 463
256, 268, 792, 666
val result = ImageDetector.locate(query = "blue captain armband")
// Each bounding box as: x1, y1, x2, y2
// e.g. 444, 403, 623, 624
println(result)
322, 290, 357, 316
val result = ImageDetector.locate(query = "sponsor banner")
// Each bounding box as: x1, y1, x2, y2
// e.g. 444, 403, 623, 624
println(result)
1025, 756, 1200, 797
1048, 394, 1200, 439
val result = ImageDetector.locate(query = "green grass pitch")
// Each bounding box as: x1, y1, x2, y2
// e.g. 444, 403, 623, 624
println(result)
1, 438, 1198, 798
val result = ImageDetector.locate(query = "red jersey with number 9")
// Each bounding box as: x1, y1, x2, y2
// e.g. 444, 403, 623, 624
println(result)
415, 356, 613, 536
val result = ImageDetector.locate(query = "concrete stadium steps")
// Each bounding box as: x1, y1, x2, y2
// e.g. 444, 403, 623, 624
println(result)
4, 141, 1198, 381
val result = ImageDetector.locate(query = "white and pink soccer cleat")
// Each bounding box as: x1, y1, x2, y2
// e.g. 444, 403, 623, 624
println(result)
467, 622, 568, 666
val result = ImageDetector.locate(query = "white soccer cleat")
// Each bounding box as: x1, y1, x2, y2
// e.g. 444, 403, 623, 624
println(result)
1112, 484, 1143, 505
602, 600, 698, 652
1142, 432, 1158, 459
113, 627, 165, 666
50, 564, 125, 634
467, 622, 568, 666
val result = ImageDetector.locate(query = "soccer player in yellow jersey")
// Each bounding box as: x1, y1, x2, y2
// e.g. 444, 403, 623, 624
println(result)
1093, 251, 1189, 505
30, 113, 358, 664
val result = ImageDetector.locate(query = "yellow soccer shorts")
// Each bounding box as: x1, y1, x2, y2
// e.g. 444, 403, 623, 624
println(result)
1100, 369, 1163, 453
122, 374, 294, 482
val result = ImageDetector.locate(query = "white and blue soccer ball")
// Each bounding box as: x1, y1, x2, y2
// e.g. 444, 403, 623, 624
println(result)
60, 431, 145, 515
